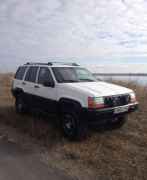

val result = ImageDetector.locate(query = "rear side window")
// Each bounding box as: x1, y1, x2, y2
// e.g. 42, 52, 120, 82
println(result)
38, 67, 53, 85
25, 66, 38, 83
15, 66, 27, 80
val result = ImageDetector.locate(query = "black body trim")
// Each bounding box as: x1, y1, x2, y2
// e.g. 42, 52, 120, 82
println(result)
12, 88, 138, 125
58, 98, 82, 113
11, 88, 24, 97
12, 89, 58, 113
82, 103, 138, 125
12, 89, 82, 114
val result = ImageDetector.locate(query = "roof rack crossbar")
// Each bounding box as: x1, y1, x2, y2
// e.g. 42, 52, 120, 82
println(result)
24, 62, 79, 66
48, 62, 79, 66
24, 62, 48, 65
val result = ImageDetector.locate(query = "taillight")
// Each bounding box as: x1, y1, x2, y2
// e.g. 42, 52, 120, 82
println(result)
12, 80, 14, 88
130, 92, 136, 103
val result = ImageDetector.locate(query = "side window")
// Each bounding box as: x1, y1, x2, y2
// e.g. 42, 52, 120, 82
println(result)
15, 66, 27, 80
38, 67, 53, 85
25, 66, 38, 83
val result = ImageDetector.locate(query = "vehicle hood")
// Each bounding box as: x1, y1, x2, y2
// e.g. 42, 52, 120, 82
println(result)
65, 81, 133, 97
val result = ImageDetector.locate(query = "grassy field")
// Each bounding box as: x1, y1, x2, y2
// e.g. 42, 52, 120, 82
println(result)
0, 74, 147, 180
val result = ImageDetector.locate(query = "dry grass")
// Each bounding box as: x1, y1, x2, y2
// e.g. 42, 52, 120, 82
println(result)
0, 74, 147, 180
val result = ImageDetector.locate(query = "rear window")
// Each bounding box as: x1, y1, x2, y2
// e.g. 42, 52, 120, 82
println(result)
25, 66, 39, 83
15, 66, 27, 80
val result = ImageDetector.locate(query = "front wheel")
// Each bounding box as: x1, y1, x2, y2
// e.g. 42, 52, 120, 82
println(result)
61, 111, 88, 140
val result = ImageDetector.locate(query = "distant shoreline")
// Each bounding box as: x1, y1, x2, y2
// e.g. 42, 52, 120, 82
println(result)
94, 73, 147, 76
1, 72, 147, 77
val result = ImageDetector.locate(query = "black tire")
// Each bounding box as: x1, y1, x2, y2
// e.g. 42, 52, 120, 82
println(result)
61, 111, 88, 141
108, 116, 127, 129
15, 95, 28, 114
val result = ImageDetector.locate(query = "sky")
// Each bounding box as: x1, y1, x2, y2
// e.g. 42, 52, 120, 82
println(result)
0, 0, 147, 72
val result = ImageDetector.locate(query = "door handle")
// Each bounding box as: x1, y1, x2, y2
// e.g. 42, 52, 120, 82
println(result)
22, 82, 26, 85
34, 85, 40, 88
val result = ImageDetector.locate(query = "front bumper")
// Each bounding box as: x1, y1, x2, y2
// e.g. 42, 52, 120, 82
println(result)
82, 102, 138, 125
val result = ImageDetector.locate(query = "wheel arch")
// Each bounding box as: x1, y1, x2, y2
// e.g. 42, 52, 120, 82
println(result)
58, 98, 82, 113
12, 88, 24, 97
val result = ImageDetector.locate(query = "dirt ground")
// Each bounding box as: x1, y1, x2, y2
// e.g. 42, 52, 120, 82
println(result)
0, 133, 73, 180
0, 74, 147, 180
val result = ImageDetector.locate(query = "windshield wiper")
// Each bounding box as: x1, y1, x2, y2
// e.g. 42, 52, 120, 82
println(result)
63, 80, 79, 83
79, 79, 95, 82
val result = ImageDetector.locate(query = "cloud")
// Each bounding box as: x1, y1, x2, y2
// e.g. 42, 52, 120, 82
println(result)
0, 0, 147, 71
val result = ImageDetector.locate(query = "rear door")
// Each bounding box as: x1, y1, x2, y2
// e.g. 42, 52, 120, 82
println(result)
13, 66, 28, 90
34, 67, 57, 113
23, 66, 39, 107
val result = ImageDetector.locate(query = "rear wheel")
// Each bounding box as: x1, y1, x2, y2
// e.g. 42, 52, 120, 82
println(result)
15, 95, 28, 114
61, 111, 88, 140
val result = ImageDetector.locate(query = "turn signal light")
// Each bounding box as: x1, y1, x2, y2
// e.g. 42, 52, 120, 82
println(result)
88, 97, 106, 109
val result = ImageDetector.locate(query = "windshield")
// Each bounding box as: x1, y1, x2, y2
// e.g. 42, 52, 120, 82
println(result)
52, 67, 97, 83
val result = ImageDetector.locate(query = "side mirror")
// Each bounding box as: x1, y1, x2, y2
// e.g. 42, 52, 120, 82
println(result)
43, 81, 55, 88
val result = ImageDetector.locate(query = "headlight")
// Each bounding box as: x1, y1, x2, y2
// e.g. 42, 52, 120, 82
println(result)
130, 92, 136, 103
88, 97, 105, 109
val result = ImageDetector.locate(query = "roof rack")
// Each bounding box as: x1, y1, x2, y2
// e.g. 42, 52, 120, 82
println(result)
24, 62, 48, 65
24, 62, 79, 66
48, 62, 79, 66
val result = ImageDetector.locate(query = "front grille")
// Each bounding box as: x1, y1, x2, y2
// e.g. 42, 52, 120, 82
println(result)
104, 94, 131, 107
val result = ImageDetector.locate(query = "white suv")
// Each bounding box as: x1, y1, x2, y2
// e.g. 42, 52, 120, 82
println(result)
12, 62, 138, 140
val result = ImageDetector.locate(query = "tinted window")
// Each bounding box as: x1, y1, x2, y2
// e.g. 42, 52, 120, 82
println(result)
15, 66, 27, 80
25, 66, 38, 82
38, 67, 53, 85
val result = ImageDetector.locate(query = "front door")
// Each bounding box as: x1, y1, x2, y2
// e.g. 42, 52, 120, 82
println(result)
34, 67, 57, 113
